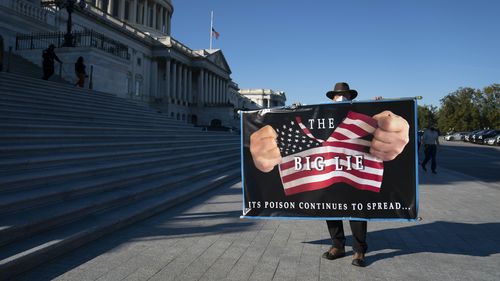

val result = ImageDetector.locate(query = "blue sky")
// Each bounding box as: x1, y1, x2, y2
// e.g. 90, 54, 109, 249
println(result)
170, 0, 499, 108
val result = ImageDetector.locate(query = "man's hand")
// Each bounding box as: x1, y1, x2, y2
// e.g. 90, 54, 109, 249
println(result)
370, 111, 410, 161
249, 125, 282, 173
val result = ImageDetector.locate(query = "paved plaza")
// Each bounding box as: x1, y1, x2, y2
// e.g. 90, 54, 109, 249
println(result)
18, 166, 500, 281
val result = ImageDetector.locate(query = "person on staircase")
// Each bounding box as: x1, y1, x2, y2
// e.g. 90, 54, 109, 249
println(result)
42, 44, 62, 80
74, 56, 87, 88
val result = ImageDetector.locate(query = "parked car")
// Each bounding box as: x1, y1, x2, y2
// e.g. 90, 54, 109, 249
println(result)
485, 136, 497, 145
470, 130, 489, 143
464, 130, 481, 142
476, 130, 499, 144
486, 134, 500, 146
445, 132, 468, 141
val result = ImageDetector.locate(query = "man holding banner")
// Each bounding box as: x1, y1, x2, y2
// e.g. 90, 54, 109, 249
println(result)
243, 82, 413, 267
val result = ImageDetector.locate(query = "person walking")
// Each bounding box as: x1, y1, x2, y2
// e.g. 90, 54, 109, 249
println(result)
42, 44, 62, 80
421, 126, 439, 174
74, 56, 87, 88
249, 82, 410, 267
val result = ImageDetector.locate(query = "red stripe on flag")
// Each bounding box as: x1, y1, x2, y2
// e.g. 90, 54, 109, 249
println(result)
336, 123, 373, 138
347, 111, 378, 128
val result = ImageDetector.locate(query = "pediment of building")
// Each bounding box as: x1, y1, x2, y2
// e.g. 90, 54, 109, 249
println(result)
205, 49, 231, 74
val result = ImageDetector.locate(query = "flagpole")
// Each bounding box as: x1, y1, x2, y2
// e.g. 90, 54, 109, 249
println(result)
210, 11, 213, 50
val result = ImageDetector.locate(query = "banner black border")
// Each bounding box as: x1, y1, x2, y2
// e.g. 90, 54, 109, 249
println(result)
239, 98, 420, 222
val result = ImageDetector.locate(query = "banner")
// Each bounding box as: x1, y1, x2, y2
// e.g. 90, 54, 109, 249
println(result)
241, 99, 418, 221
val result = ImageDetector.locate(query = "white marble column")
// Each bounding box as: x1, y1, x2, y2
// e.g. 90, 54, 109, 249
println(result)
182, 66, 187, 103
119, 0, 126, 20
204, 71, 209, 104
131, 0, 137, 23
188, 70, 192, 103
205, 72, 209, 104
214, 75, 218, 104
198, 70, 204, 104
143, 0, 148, 26
224, 81, 228, 103
167, 12, 171, 35
151, 60, 158, 97
212, 75, 216, 104
171, 61, 177, 102
216, 77, 220, 104
176, 63, 182, 100
217, 77, 222, 103
152, 2, 157, 29
165, 59, 171, 100
208, 73, 213, 104
107, 0, 113, 14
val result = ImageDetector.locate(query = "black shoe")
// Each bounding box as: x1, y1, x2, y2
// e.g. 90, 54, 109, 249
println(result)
352, 252, 366, 267
432, 170, 437, 174
421, 164, 427, 172
322, 247, 345, 260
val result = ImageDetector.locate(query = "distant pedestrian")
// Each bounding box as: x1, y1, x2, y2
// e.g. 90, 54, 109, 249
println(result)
0, 35, 4, 72
421, 126, 440, 174
42, 44, 62, 80
74, 56, 87, 88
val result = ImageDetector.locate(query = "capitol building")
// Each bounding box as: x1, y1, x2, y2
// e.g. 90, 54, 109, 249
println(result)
0, 0, 286, 128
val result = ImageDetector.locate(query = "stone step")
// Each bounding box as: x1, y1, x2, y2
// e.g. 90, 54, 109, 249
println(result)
0, 71, 108, 97
0, 123, 223, 135
0, 111, 190, 129
0, 75, 156, 113
0, 137, 240, 158
0, 147, 239, 193
0, 159, 240, 247
0, 171, 241, 280
0, 90, 174, 123
0, 142, 236, 172
7, 54, 68, 84
0, 104, 189, 128
0, 152, 240, 215
0, 69, 242, 280
0, 132, 236, 146
0, 84, 159, 116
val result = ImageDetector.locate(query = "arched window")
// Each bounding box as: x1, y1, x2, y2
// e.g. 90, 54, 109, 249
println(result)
210, 119, 222, 127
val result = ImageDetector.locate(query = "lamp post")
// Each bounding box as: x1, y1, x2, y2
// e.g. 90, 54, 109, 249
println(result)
55, 0, 87, 47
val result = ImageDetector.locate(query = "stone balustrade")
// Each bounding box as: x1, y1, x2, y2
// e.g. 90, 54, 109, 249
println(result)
0, 0, 55, 25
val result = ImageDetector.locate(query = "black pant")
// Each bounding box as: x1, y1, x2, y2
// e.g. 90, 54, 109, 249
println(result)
43, 65, 54, 80
326, 220, 367, 253
422, 144, 437, 172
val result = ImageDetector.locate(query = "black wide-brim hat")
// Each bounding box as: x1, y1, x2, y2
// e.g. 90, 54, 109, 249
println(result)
326, 82, 358, 100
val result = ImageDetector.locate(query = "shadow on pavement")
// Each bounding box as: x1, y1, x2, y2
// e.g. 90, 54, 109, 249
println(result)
306, 221, 500, 265
20, 183, 256, 280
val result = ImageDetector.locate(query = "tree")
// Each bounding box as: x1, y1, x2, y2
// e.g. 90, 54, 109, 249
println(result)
417, 105, 437, 131
437, 87, 482, 132
479, 84, 500, 129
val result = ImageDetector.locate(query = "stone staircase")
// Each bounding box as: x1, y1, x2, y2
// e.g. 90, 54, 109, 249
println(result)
6, 52, 69, 83
0, 72, 241, 280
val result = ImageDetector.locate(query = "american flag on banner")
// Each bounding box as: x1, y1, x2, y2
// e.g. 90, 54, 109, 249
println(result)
276, 111, 384, 196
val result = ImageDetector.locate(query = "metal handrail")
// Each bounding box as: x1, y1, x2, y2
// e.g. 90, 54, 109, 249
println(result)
16, 30, 130, 60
